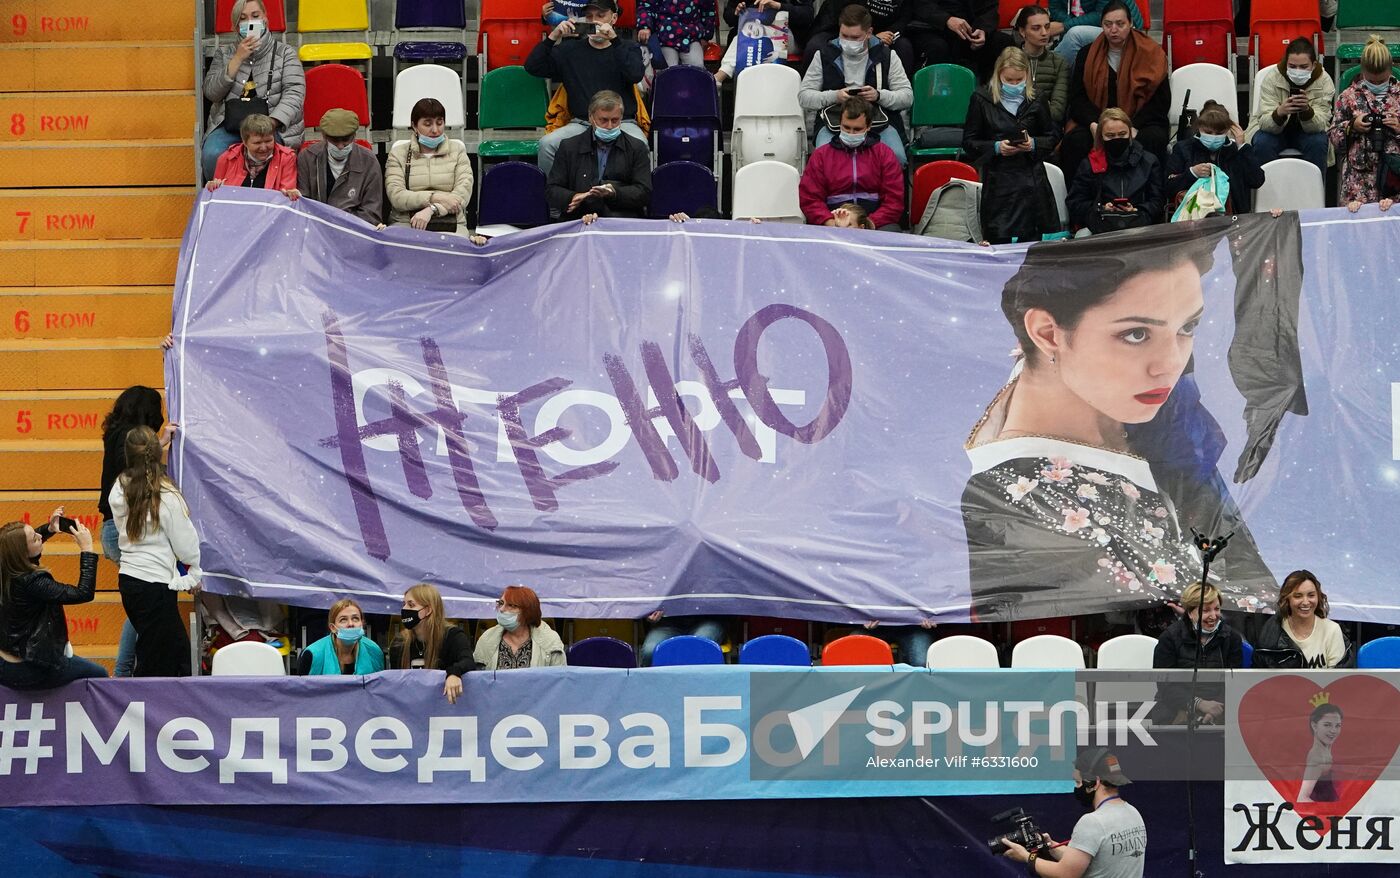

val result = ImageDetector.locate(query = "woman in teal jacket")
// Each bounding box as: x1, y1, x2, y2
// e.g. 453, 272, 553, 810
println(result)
299, 598, 385, 675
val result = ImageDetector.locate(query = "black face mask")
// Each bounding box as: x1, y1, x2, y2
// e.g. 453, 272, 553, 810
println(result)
401, 607, 422, 630
1073, 780, 1098, 810
1103, 138, 1130, 161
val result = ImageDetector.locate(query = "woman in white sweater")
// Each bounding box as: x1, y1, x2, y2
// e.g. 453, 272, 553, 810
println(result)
110, 426, 202, 677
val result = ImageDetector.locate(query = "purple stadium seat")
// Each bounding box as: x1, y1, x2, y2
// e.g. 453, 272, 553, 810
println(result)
479, 161, 550, 227
647, 161, 719, 219
651, 635, 726, 666
393, 42, 469, 62
396, 0, 468, 29
739, 634, 811, 666
567, 636, 637, 668
650, 65, 721, 170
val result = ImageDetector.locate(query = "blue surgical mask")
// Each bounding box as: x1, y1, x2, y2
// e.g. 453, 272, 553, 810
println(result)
496, 610, 521, 631
417, 133, 446, 149
1363, 79, 1391, 96
327, 142, 354, 162
335, 626, 364, 643
839, 131, 866, 148
238, 19, 267, 40
1197, 132, 1228, 151
594, 125, 622, 142
1000, 81, 1026, 97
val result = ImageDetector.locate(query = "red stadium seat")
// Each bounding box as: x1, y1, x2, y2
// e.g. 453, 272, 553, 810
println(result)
214, 0, 287, 34
1252, 22, 1323, 69
302, 64, 371, 131
822, 634, 894, 666
1162, 0, 1235, 70
1131, 0, 1151, 30
911, 160, 979, 225
478, 19, 548, 70
998, 0, 1047, 29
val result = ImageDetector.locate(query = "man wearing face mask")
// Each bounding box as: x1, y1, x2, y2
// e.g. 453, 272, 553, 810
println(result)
526, 0, 647, 175
1149, 581, 1244, 726
547, 90, 653, 221
799, 97, 905, 230
1000, 749, 1146, 878
296, 109, 384, 227
799, 5, 914, 166
473, 586, 568, 670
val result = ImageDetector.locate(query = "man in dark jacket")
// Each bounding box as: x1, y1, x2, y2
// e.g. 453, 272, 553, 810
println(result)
903, 0, 1012, 79
547, 90, 652, 220
1150, 582, 1243, 725
804, 0, 917, 74
296, 108, 384, 226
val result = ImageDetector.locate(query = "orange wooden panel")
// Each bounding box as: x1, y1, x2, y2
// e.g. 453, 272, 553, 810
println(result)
0, 288, 172, 339
0, 490, 104, 527
0, 140, 195, 187
0, 189, 193, 241
0, 42, 196, 91
0, 91, 196, 142
0, 439, 103, 489
64, 590, 127, 644
0, 1, 196, 43
0, 389, 165, 442
0, 240, 179, 286
0, 339, 165, 391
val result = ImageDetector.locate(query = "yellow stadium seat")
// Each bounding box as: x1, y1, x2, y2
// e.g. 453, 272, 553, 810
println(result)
0, 43, 196, 91
297, 0, 370, 32
0, 190, 192, 242
298, 42, 375, 63
0, 140, 195, 187
0, 240, 179, 286
0, 339, 164, 391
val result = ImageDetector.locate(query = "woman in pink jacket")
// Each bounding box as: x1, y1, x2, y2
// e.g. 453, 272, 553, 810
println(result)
798, 98, 905, 231
206, 113, 300, 199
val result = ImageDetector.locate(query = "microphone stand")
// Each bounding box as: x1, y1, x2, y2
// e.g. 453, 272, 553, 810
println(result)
1184, 529, 1231, 878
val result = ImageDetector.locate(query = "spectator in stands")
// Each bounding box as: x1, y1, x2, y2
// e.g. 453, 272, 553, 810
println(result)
1060, 1, 1168, 181
298, 598, 386, 676
863, 621, 937, 665
201, 0, 305, 180
0, 513, 106, 689
637, 0, 717, 68
111, 426, 201, 677
526, 0, 647, 174
1067, 108, 1163, 233
799, 5, 914, 166
1150, 581, 1243, 725
805, 0, 917, 76
832, 203, 877, 228
472, 585, 568, 670
641, 611, 727, 665
205, 114, 300, 198
716, 5, 796, 84
547, 90, 653, 220
1253, 570, 1355, 669
902, 0, 1014, 80
1329, 36, 1400, 211
1246, 37, 1334, 177
297, 109, 385, 227
385, 98, 472, 232
1166, 100, 1264, 214
963, 47, 1062, 243
723, 0, 809, 73
390, 584, 474, 703
1049, 0, 1143, 65
799, 97, 905, 230
97, 386, 174, 678
1013, 5, 1069, 124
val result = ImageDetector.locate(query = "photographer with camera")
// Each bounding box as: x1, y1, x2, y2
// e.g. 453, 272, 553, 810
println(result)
1329, 35, 1400, 211
999, 748, 1146, 877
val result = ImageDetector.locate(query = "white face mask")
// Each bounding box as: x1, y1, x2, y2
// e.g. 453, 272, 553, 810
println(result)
327, 142, 354, 162
839, 39, 867, 57
239, 19, 267, 40
1286, 67, 1312, 87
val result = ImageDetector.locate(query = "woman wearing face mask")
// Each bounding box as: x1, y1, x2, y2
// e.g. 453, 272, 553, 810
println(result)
1066, 108, 1162, 234
1166, 100, 1264, 215
1149, 581, 1243, 726
1245, 38, 1334, 178
205, 114, 299, 199
963, 47, 1062, 244
1329, 35, 1400, 211
201, 0, 305, 181
389, 584, 475, 703
297, 598, 385, 676
1299, 699, 1343, 804
1012, 5, 1068, 124
385, 98, 473, 232
472, 586, 567, 670
0, 512, 107, 689
1253, 570, 1354, 670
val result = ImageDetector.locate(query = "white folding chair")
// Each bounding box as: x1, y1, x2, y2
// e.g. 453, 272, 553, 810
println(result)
392, 63, 467, 137
926, 635, 1001, 669
1043, 161, 1069, 227
211, 641, 287, 676
1253, 157, 1325, 211
1095, 634, 1160, 724
731, 160, 803, 223
1169, 62, 1239, 139
1012, 633, 1088, 709
732, 63, 807, 174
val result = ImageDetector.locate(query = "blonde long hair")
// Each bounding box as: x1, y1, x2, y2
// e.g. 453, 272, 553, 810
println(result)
989, 47, 1036, 104
397, 583, 448, 670
1362, 34, 1393, 76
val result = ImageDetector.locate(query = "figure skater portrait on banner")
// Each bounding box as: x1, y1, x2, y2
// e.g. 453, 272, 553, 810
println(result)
1298, 694, 1342, 804
961, 215, 1308, 621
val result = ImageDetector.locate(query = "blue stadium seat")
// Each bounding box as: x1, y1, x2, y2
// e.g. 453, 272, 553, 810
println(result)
739, 634, 811, 666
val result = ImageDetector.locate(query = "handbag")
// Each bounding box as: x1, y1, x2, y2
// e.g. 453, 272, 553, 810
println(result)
820, 64, 891, 134
222, 54, 282, 134
403, 148, 459, 232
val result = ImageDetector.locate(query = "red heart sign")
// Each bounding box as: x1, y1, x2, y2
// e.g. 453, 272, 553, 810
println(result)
1237, 674, 1400, 821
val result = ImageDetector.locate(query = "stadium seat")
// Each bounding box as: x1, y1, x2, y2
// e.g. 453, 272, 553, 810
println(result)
1043, 161, 1069, 227
1358, 636, 1400, 669
651, 65, 722, 171
392, 63, 467, 133
1338, 64, 1400, 90
739, 634, 812, 666
478, 0, 550, 70
297, 0, 374, 63
396, 0, 468, 30
998, 0, 1046, 28
925, 635, 1000, 669
1333, 0, 1400, 73
651, 634, 726, 666
1240, 639, 1253, 668
1162, 0, 1235, 71
1010, 634, 1086, 668
822, 634, 894, 666
477, 66, 548, 159
1169, 62, 1238, 139
569, 618, 638, 646
744, 617, 812, 641
1253, 157, 1324, 211
478, 161, 549, 228
302, 64, 371, 141
567, 636, 638, 668
1249, 1, 1323, 73
214, 0, 286, 35
731, 160, 802, 222
211, 641, 286, 676
909, 64, 978, 163
731, 64, 806, 174
392, 0, 469, 74
648, 161, 720, 219
1095, 634, 1157, 669
911, 160, 978, 224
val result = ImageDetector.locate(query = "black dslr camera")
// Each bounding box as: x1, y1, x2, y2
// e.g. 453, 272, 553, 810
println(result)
1364, 110, 1389, 154
988, 807, 1050, 856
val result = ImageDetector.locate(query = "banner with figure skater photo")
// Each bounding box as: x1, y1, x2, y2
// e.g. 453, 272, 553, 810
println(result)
170, 190, 1400, 623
